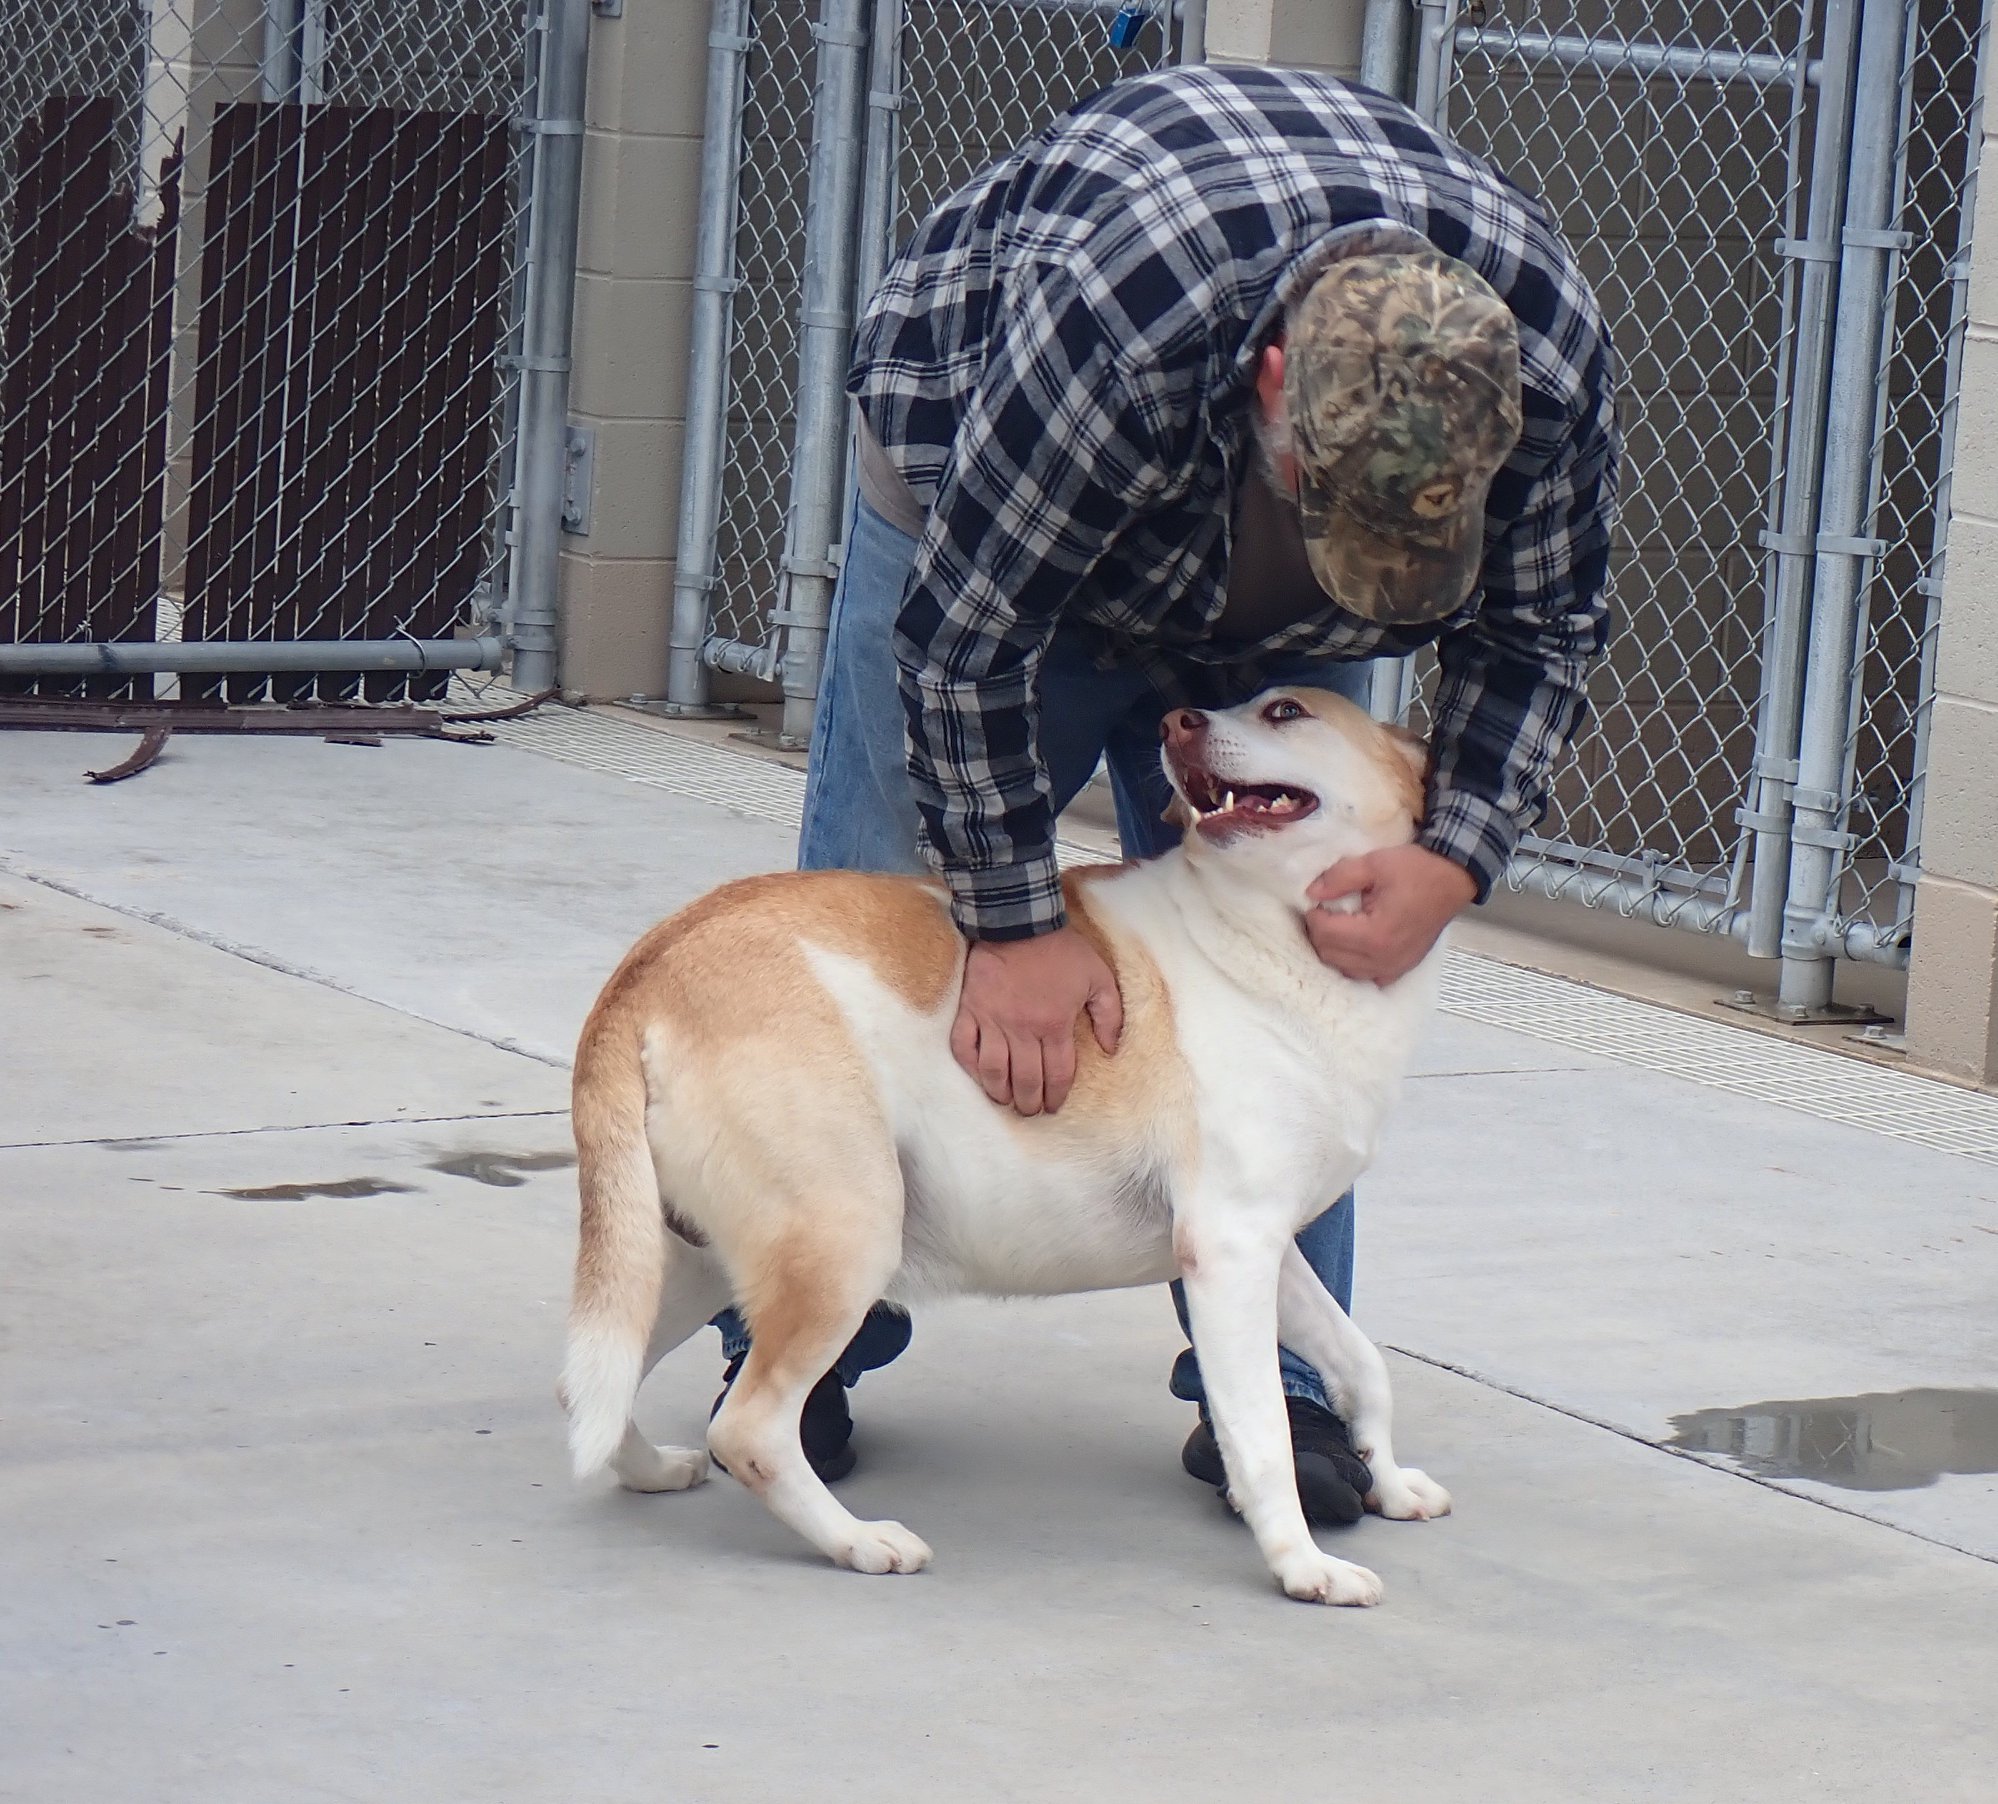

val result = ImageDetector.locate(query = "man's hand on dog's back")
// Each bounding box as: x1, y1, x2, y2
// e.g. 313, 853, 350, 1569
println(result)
951, 926, 1124, 1117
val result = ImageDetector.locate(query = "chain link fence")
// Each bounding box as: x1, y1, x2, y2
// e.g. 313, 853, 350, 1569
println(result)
667, 0, 1183, 736
1828, 0, 1987, 955
0, 0, 579, 702
1407, 0, 1988, 1006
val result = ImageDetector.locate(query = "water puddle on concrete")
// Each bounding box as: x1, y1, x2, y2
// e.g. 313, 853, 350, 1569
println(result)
219, 1177, 419, 1202
427, 1150, 575, 1188
1667, 1388, 1998, 1491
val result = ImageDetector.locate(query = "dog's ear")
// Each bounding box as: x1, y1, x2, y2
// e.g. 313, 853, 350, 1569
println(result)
1161, 792, 1196, 832
1379, 723, 1430, 822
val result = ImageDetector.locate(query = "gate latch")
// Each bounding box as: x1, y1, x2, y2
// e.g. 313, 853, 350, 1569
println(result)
1108, 2, 1152, 49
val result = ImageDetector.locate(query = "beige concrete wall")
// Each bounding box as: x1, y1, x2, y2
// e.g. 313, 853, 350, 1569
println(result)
1206, 0, 1366, 73
556, 2, 710, 699
1908, 131, 1998, 1083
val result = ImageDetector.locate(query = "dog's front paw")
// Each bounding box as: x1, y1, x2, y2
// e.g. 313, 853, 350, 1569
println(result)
834, 1520, 933, 1575
1366, 1465, 1451, 1521
1273, 1550, 1382, 1607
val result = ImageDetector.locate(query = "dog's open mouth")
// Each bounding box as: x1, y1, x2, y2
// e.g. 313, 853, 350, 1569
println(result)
1176, 762, 1320, 834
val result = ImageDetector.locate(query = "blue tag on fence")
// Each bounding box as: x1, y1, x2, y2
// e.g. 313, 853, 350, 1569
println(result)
1108, 1, 1150, 49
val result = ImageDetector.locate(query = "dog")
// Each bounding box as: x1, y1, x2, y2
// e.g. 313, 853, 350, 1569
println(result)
561, 687, 1450, 1605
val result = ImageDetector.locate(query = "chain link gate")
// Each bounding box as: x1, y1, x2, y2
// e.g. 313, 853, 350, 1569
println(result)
664, 0, 1189, 740
1399, 0, 1988, 1011
0, 0, 590, 700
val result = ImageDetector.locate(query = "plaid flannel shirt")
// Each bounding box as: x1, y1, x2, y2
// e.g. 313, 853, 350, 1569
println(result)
848, 64, 1620, 941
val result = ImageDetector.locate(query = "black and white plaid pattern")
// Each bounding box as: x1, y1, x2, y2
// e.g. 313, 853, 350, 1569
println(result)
850, 64, 1620, 940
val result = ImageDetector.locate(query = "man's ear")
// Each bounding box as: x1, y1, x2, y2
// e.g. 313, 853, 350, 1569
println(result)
1161, 792, 1196, 832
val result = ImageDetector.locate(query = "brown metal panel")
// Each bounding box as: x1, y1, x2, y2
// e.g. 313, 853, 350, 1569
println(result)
184, 102, 306, 702
0, 96, 179, 698
183, 103, 511, 703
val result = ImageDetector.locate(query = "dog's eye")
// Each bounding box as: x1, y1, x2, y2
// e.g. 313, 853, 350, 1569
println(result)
1262, 698, 1306, 725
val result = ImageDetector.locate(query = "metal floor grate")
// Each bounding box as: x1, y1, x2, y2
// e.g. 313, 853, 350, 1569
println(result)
466, 687, 1998, 1166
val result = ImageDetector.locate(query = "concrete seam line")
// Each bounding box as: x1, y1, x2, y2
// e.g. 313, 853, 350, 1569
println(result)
0, 862, 574, 1073
0, 1109, 573, 1154
1382, 1343, 1998, 1569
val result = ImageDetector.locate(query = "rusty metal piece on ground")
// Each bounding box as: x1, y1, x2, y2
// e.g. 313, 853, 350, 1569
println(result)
1, 699, 449, 736
438, 685, 558, 725
323, 734, 384, 747
83, 726, 172, 784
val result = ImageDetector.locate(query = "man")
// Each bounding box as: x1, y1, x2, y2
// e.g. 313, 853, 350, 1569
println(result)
712, 63, 1618, 1521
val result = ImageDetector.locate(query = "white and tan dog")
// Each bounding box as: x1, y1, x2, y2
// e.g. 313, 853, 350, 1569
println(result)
562, 688, 1450, 1605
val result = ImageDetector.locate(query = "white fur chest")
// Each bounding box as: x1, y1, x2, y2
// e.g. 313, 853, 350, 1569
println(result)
1100, 864, 1439, 1222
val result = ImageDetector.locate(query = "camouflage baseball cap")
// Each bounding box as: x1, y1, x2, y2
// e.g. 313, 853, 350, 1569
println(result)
1283, 249, 1524, 625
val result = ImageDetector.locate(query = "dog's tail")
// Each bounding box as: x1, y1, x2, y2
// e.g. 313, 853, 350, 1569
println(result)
561, 1013, 664, 1480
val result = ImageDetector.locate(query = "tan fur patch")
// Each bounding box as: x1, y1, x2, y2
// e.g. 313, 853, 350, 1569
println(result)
1286, 688, 1428, 826
990, 868, 1199, 1161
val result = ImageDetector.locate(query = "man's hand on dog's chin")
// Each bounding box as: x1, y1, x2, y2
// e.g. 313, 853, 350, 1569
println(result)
1305, 845, 1477, 985
951, 926, 1124, 1118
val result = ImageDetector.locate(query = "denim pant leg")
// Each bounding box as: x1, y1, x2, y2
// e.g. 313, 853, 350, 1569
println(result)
715, 493, 926, 1385
1149, 655, 1375, 1414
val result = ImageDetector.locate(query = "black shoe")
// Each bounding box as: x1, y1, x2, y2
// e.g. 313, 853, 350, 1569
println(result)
710, 1355, 858, 1484
1180, 1397, 1372, 1527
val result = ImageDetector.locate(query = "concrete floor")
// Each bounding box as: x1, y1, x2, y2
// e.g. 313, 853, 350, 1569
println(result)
2, 726, 1995, 1803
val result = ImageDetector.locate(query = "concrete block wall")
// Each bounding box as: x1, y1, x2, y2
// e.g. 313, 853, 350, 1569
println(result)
556, 0, 710, 700
1908, 130, 1998, 1084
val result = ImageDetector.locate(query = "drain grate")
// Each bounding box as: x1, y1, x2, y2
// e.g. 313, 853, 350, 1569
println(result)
466, 686, 1998, 1166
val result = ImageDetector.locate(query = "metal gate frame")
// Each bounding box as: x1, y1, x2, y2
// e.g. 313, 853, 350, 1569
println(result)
663, 0, 1193, 742
0, 0, 591, 693
1397, 0, 1989, 1012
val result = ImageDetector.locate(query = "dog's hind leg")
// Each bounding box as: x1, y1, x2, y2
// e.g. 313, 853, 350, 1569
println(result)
608, 1236, 734, 1493
1276, 1242, 1450, 1522
706, 1197, 929, 1576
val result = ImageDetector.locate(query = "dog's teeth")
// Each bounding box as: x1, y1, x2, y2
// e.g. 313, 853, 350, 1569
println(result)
1223, 789, 1236, 811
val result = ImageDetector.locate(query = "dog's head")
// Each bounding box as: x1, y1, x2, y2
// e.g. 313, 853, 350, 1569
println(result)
1158, 689, 1429, 901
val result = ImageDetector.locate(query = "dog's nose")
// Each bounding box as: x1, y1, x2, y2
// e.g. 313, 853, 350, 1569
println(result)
1161, 708, 1208, 745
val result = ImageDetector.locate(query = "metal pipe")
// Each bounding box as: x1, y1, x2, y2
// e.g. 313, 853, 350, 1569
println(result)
1359, 0, 1409, 98
1177, 0, 1206, 62
1741, 0, 1865, 960
1505, 854, 1746, 940
1775, 0, 1914, 1013
505, 0, 592, 695
1454, 27, 1819, 90
703, 636, 783, 682
1412, 0, 1460, 122
260, 0, 303, 102
773, 0, 872, 748
0, 638, 506, 677
854, 0, 907, 334
666, 0, 755, 709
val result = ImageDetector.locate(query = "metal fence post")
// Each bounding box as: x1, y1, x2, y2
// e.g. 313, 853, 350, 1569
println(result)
1739, 0, 1864, 963
1178, 0, 1208, 62
1774, 0, 1914, 1014
1369, 0, 1444, 725
771, 0, 871, 747
1411, 0, 1460, 123
855, 0, 906, 336
1359, 0, 1410, 97
505, 0, 591, 695
664, 0, 755, 711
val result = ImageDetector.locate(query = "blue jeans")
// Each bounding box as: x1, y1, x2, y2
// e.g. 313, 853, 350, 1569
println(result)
716, 493, 1365, 1410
